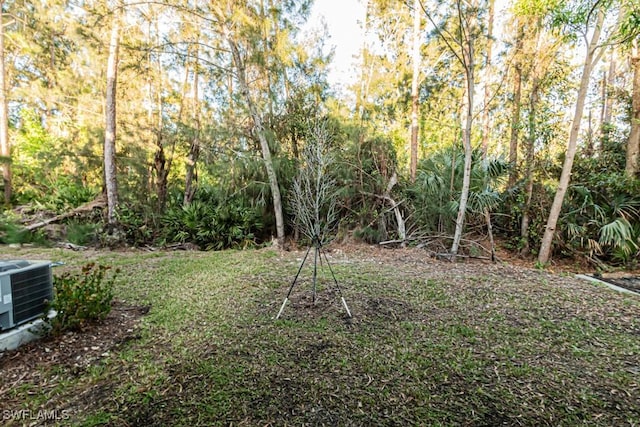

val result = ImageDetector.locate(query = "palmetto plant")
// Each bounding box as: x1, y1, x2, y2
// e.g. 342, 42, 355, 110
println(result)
410, 147, 508, 238
561, 182, 640, 265
160, 186, 264, 250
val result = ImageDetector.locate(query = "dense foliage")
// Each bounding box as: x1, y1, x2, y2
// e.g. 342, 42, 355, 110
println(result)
0, 0, 639, 267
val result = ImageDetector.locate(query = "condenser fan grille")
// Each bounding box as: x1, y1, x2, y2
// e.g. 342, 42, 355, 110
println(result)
10, 265, 53, 325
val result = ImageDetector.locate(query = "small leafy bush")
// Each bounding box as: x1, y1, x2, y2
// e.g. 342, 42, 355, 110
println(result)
46, 263, 117, 334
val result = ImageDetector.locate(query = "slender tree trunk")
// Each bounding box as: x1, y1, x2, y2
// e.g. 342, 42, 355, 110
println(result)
484, 208, 495, 261
480, 0, 495, 160
409, 0, 421, 182
507, 25, 523, 188
602, 53, 616, 127
154, 135, 168, 212
0, 2, 10, 206
451, 42, 475, 256
538, 10, 605, 264
585, 109, 594, 156
507, 68, 522, 187
384, 171, 406, 246
149, 16, 170, 213
184, 54, 200, 206
226, 36, 285, 248
520, 81, 539, 256
626, 43, 640, 177
104, 2, 121, 226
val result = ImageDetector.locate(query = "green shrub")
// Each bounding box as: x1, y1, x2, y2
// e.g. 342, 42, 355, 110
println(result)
13, 109, 100, 210
46, 263, 117, 335
115, 202, 157, 246
46, 177, 97, 213
65, 220, 98, 246
354, 226, 383, 244
160, 187, 264, 250
0, 214, 48, 245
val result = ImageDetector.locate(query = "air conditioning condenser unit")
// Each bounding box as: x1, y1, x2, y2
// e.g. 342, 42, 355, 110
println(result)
0, 260, 53, 331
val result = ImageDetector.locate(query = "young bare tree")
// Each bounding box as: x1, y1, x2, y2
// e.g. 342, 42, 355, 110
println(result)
291, 121, 338, 244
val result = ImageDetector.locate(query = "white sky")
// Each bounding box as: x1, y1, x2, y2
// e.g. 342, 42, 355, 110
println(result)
306, 0, 367, 90
306, 0, 511, 91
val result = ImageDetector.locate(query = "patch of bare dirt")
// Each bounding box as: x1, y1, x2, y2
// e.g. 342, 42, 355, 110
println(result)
0, 301, 148, 403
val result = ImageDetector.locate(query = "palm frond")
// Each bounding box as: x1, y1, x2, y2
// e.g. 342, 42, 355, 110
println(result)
599, 217, 638, 255
566, 222, 585, 240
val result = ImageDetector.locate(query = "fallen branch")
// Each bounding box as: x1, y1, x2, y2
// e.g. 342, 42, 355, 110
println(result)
384, 172, 406, 246
436, 252, 495, 262
55, 242, 88, 251
25, 195, 106, 231
361, 171, 406, 246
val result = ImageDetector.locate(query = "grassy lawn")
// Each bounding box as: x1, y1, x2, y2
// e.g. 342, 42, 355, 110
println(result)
1, 245, 639, 426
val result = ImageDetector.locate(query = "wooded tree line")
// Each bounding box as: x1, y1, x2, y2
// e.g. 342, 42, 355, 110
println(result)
0, 0, 639, 267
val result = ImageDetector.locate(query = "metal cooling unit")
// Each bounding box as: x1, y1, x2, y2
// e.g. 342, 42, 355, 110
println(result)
0, 260, 53, 331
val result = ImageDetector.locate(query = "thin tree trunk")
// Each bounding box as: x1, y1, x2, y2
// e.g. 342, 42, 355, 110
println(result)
384, 171, 406, 246
484, 208, 495, 261
603, 51, 616, 126
154, 135, 168, 212
409, 0, 421, 182
104, 2, 121, 226
520, 81, 539, 256
480, 0, 495, 160
451, 38, 475, 256
538, 10, 605, 264
507, 25, 523, 188
0, 1, 10, 206
154, 58, 169, 211
605, 57, 615, 122
184, 54, 200, 206
226, 36, 285, 248
148, 16, 170, 213
585, 109, 594, 155
626, 42, 640, 177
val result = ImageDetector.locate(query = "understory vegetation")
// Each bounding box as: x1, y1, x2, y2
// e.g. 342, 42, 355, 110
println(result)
2, 0, 640, 269
4, 123, 640, 268
1, 247, 638, 426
